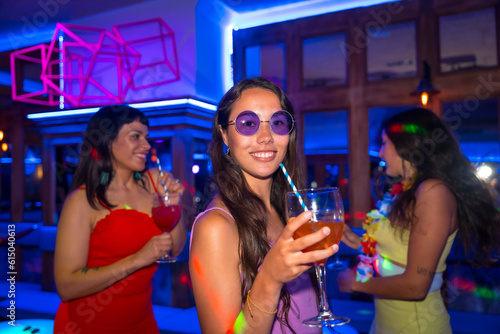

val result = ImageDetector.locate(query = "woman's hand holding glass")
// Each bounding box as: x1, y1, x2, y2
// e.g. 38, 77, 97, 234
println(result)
286, 187, 350, 327
258, 210, 338, 291
132, 229, 174, 267
152, 193, 182, 263
152, 173, 184, 263
147, 169, 186, 263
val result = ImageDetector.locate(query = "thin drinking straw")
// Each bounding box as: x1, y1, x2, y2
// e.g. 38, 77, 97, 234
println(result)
279, 163, 307, 212
156, 157, 169, 202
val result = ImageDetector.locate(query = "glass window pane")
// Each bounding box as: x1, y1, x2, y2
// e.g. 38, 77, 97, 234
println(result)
442, 98, 499, 162
440, 8, 497, 73
302, 33, 347, 88
367, 21, 417, 81
245, 43, 286, 90
304, 110, 348, 155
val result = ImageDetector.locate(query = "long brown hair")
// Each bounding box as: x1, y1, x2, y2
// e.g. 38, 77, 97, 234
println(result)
209, 77, 305, 332
71, 104, 149, 209
384, 108, 500, 263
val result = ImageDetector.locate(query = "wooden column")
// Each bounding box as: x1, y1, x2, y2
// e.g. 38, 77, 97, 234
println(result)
171, 131, 194, 190
417, 0, 441, 116
10, 112, 25, 222
171, 131, 195, 225
41, 139, 57, 291
347, 13, 371, 228
170, 131, 195, 308
41, 139, 56, 226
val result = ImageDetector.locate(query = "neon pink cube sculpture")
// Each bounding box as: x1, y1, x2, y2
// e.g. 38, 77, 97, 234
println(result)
10, 44, 60, 106
40, 23, 141, 107
113, 18, 180, 91
11, 18, 180, 108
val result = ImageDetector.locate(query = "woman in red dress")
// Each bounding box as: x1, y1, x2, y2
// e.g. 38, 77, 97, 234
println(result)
53, 105, 186, 333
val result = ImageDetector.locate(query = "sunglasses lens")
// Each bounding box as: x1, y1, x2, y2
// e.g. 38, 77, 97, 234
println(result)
271, 111, 294, 135
235, 111, 260, 136
232, 110, 294, 136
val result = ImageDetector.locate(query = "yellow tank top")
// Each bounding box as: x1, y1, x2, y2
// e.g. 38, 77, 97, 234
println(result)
374, 219, 457, 273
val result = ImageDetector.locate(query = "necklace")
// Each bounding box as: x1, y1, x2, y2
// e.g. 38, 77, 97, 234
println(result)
355, 175, 415, 282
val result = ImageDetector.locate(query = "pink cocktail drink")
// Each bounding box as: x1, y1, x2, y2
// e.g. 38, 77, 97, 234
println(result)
152, 193, 182, 264
152, 205, 181, 232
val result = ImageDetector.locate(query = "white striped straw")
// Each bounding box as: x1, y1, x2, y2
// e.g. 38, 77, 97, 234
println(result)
156, 157, 169, 202
280, 163, 307, 212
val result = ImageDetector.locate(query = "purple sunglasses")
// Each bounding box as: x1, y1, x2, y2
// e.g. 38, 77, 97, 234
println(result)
223, 110, 295, 136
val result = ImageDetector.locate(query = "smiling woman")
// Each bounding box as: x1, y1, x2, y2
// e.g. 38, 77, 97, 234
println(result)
189, 77, 339, 334
52, 104, 187, 333
220, 87, 292, 183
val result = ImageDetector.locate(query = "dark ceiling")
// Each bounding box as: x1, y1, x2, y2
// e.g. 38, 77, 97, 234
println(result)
0, 0, 158, 40
0, 0, 307, 41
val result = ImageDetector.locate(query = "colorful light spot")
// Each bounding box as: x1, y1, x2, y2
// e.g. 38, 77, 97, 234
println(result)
231, 311, 248, 334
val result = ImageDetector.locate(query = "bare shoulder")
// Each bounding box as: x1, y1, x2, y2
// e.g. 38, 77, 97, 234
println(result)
62, 188, 92, 211
191, 207, 238, 245
414, 179, 457, 232
416, 179, 455, 203
58, 188, 97, 230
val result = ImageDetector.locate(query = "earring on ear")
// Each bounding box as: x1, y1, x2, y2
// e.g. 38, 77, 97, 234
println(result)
100, 172, 110, 185
226, 147, 231, 155
134, 172, 142, 180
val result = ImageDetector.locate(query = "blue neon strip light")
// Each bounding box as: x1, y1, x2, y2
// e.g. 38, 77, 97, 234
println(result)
27, 107, 101, 119
234, 0, 400, 30
0, 158, 42, 164
27, 98, 217, 120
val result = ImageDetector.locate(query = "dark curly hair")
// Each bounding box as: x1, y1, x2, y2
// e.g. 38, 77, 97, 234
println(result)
209, 77, 306, 332
70, 104, 149, 209
383, 108, 500, 263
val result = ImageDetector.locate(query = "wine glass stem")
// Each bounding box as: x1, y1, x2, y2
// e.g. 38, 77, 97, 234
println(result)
315, 263, 331, 314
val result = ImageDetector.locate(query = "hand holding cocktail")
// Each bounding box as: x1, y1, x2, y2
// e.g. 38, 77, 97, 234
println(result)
287, 187, 350, 327
258, 210, 338, 292
152, 193, 182, 263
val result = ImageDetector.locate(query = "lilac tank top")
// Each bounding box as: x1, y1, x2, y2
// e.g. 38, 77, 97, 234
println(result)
190, 207, 321, 334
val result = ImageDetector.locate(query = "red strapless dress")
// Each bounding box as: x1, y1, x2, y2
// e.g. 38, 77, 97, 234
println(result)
53, 208, 162, 334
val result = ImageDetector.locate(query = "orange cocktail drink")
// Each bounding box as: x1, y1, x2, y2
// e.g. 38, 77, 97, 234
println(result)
293, 219, 344, 264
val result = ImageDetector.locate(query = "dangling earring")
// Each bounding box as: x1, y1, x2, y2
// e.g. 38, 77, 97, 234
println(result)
134, 172, 142, 180
226, 147, 230, 155
100, 172, 110, 185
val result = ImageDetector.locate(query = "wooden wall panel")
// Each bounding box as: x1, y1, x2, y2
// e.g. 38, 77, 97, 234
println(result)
232, 0, 500, 227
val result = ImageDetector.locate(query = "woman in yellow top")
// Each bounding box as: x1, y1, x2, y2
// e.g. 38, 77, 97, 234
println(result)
338, 108, 500, 334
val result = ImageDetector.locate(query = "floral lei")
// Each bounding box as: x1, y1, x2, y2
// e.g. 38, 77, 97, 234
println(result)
355, 175, 415, 282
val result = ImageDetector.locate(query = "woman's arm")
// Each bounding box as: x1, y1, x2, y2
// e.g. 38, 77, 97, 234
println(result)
190, 210, 337, 333
341, 224, 361, 249
54, 189, 171, 301
340, 180, 456, 300
189, 210, 244, 333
